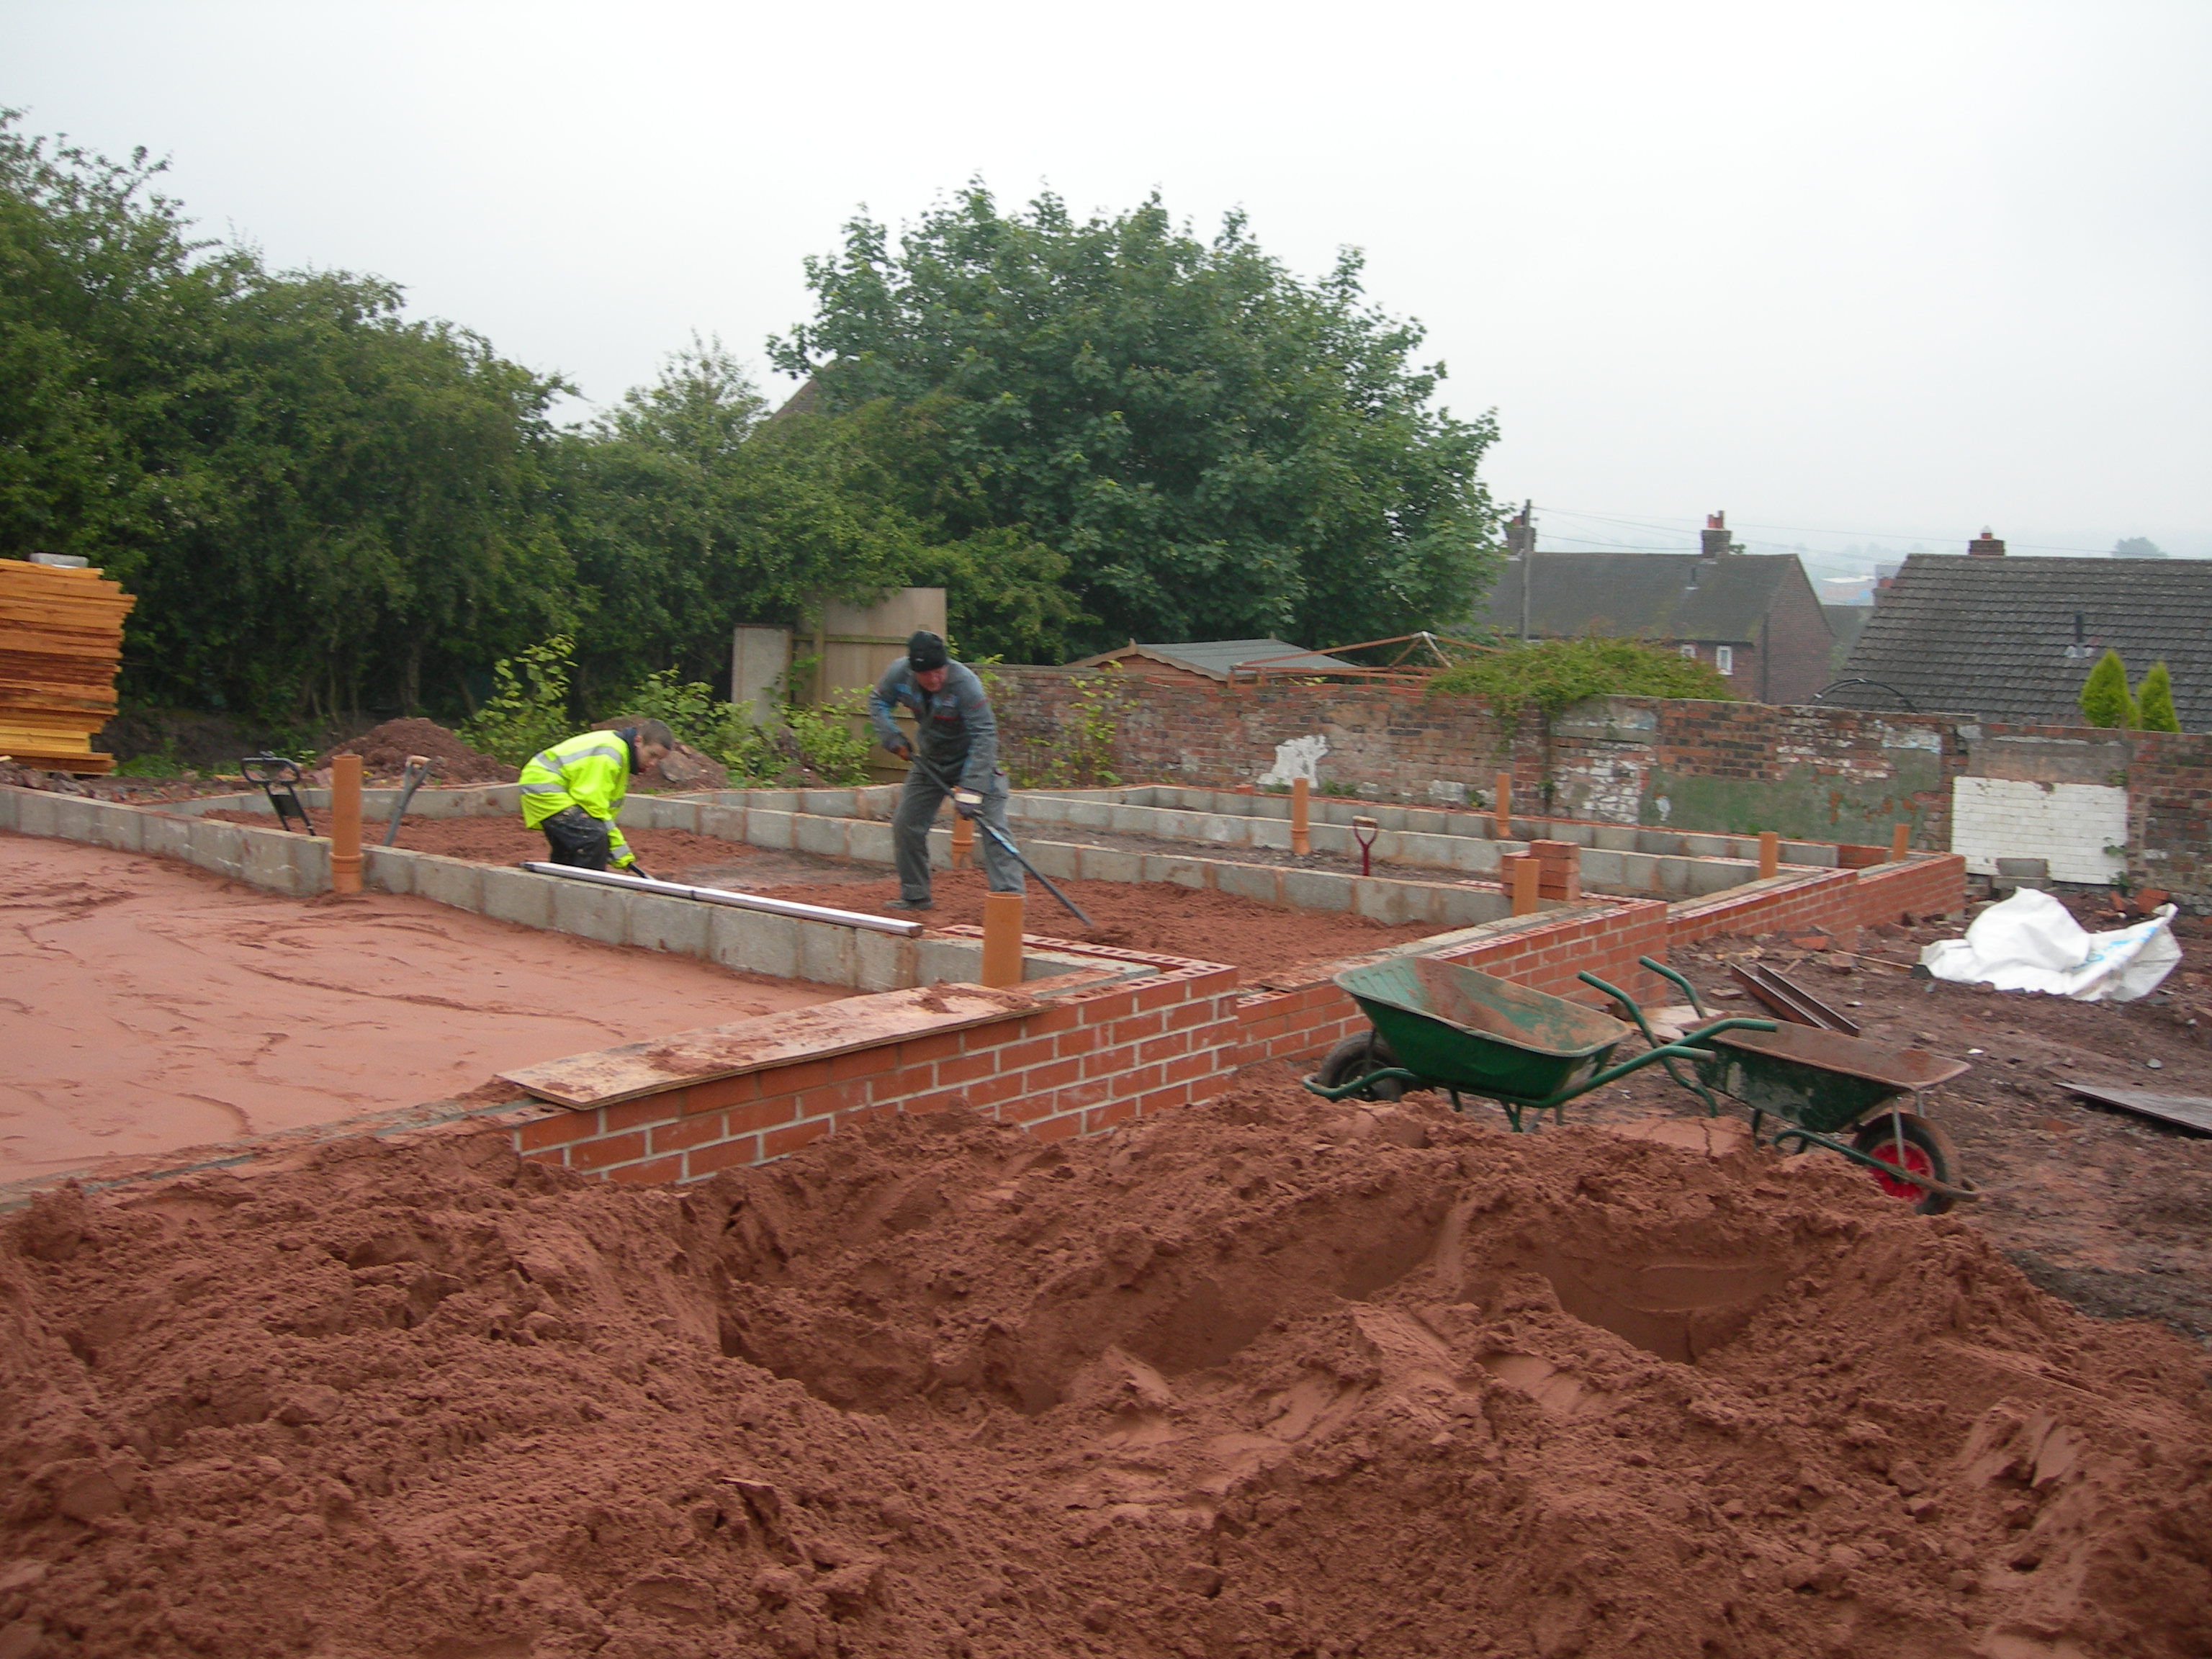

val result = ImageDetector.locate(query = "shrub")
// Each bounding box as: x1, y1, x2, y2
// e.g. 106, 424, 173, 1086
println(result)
1427, 637, 1735, 719
2077, 649, 2138, 729
611, 668, 781, 781
461, 636, 577, 765
2136, 660, 2181, 733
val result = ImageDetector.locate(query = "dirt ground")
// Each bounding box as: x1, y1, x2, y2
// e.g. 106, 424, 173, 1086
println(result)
1572, 905, 2212, 1349
195, 809, 763, 884
4, 1075, 2208, 1658
0, 835, 840, 1186
752, 866, 1450, 978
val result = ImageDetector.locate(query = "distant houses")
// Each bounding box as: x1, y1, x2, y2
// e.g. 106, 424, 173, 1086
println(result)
1836, 536, 2211, 729
1480, 513, 1834, 705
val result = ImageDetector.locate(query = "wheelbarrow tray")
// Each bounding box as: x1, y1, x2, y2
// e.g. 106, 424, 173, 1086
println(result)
1692, 1023, 1969, 1134
1336, 958, 1632, 1101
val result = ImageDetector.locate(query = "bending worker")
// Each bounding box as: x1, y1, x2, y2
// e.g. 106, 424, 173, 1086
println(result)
868, 630, 1023, 912
519, 719, 673, 877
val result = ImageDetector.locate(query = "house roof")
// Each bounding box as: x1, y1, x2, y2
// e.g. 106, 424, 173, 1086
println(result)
1480, 554, 1804, 644
1822, 605, 1873, 657
1838, 555, 2212, 729
1066, 639, 1355, 680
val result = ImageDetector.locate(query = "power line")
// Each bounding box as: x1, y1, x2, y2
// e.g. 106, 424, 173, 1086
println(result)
1531, 504, 2125, 557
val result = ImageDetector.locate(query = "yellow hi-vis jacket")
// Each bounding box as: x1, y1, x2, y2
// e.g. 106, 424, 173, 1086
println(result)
519, 730, 637, 866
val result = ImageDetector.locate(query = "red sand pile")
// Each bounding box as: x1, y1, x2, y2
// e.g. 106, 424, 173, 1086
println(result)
325, 719, 516, 785
4, 1076, 2207, 1658
759, 868, 1448, 976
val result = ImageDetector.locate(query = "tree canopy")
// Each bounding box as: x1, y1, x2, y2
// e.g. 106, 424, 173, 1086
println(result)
769, 187, 1503, 655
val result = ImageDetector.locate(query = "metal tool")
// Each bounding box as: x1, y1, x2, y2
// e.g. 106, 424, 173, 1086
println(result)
910, 754, 1094, 928
519, 863, 925, 938
1727, 960, 1861, 1035
240, 753, 313, 833
1352, 815, 1379, 876
382, 754, 434, 847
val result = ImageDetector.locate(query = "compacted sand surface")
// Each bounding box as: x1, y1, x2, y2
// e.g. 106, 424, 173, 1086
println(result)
4, 1074, 2207, 1658
0, 835, 840, 1184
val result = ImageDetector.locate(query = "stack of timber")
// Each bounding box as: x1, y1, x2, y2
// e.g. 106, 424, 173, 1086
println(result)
0, 558, 136, 774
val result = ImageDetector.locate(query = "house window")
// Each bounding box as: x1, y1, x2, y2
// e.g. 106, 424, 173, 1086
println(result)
1678, 644, 1698, 660
1714, 646, 1735, 675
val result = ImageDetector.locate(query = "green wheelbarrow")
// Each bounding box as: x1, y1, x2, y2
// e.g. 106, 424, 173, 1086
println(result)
1580, 957, 1978, 1215
1301, 956, 1780, 1132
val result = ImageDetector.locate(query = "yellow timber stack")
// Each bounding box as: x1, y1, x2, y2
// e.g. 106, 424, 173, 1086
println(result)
0, 558, 136, 774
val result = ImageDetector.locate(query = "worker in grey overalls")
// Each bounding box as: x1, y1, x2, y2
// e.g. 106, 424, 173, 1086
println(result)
867, 630, 1024, 912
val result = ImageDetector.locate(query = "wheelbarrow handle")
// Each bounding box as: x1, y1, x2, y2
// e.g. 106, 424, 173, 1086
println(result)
1637, 956, 1709, 1019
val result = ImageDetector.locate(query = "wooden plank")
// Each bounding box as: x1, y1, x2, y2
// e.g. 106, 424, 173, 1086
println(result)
499, 982, 1043, 1110
0, 747, 114, 773
2068, 1082, 2212, 1136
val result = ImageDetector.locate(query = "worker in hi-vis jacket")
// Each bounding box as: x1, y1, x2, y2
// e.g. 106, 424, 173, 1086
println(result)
518, 719, 673, 876
867, 630, 1023, 912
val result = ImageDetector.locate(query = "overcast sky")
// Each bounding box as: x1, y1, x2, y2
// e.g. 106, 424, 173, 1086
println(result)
7, 1, 2208, 567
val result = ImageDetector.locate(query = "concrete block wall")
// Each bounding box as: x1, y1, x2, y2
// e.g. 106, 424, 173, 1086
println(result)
511, 950, 1244, 1182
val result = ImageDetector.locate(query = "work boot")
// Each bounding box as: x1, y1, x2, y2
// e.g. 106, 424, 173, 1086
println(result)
884, 896, 933, 912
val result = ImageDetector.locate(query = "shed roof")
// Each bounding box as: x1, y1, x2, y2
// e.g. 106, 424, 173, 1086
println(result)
1838, 555, 2212, 729
1480, 554, 1802, 644
1065, 639, 1355, 680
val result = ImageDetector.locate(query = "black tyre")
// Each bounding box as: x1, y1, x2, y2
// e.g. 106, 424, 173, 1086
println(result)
1316, 1031, 1406, 1101
1848, 1113, 1961, 1216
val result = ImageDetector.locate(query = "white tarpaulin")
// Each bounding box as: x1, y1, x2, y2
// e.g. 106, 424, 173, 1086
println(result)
1919, 888, 2182, 1002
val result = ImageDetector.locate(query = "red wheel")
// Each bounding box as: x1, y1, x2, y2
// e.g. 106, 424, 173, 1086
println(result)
1849, 1114, 1959, 1216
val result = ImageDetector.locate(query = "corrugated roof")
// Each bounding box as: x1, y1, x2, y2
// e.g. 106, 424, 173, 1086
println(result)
1480, 554, 1800, 644
1066, 639, 1355, 680
1838, 555, 2212, 729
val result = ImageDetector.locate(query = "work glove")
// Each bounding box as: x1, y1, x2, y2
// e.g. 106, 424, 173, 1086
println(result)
952, 789, 983, 821
888, 739, 912, 761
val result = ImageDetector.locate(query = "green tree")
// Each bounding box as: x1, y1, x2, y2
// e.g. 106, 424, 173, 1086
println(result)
2078, 649, 2138, 728
768, 186, 1502, 655
2112, 536, 2166, 559
2136, 660, 2181, 732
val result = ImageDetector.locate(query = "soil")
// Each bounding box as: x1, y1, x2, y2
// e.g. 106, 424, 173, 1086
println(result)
4, 1075, 2208, 1658
753, 867, 1450, 977
0, 835, 840, 1186
197, 810, 764, 885
1575, 908, 2212, 1349
324, 719, 516, 785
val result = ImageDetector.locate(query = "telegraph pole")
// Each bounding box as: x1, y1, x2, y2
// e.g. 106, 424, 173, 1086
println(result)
1508, 500, 1536, 641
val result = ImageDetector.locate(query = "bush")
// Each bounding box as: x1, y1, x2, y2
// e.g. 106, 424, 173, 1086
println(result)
781, 689, 873, 785
2077, 649, 2138, 729
612, 668, 781, 781
1427, 637, 1735, 719
460, 636, 577, 765
2136, 660, 2181, 733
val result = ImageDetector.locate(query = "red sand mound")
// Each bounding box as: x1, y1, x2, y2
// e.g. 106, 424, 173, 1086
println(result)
325, 719, 516, 785
758, 868, 1448, 976
4, 1076, 2207, 1658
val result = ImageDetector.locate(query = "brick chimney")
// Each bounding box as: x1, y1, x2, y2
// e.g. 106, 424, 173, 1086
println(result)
1700, 512, 1733, 559
1503, 500, 1534, 560
1967, 526, 2005, 557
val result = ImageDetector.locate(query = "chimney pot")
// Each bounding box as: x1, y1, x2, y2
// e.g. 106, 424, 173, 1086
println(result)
1699, 511, 1732, 560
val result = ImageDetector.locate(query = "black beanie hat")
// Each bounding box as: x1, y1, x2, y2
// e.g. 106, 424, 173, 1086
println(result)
907, 629, 949, 671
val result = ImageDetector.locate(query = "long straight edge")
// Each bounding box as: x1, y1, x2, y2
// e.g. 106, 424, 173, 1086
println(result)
517, 861, 924, 938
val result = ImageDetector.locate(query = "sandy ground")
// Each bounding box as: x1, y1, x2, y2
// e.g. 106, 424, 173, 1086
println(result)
753, 866, 1449, 977
0, 835, 842, 1184
197, 809, 762, 884
4, 1077, 2208, 1658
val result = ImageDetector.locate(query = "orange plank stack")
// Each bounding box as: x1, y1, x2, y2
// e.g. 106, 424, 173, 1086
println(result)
0, 557, 136, 774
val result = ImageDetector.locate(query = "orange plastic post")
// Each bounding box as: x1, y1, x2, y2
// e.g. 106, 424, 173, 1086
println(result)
949, 809, 976, 869
1892, 822, 1910, 863
1758, 830, 1780, 880
1291, 776, 1310, 856
981, 892, 1024, 988
331, 752, 363, 894
1494, 772, 1512, 839
1509, 855, 1540, 916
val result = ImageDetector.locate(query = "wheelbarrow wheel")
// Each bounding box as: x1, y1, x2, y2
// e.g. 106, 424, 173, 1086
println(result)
1849, 1114, 1959, 1216
1316, 1033, 1406, 1101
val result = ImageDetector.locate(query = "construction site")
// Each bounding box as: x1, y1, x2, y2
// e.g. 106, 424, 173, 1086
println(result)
5, 565, 2212, 1659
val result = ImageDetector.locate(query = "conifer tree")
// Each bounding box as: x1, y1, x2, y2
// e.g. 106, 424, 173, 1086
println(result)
2136, 660, 2181, 732
2078, 649, 2137, 728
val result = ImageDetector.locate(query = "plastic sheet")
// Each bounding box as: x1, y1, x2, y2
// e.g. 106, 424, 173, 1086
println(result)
1920, 887, 2181, 1002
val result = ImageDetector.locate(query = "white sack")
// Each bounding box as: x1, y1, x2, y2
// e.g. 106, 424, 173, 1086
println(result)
1918, 887, 2181, 1002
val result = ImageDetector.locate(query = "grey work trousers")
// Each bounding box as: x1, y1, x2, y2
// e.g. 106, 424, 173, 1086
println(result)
892, 762, 1023, 902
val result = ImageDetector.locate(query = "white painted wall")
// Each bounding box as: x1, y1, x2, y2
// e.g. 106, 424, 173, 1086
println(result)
1949, 776, 2126, 884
